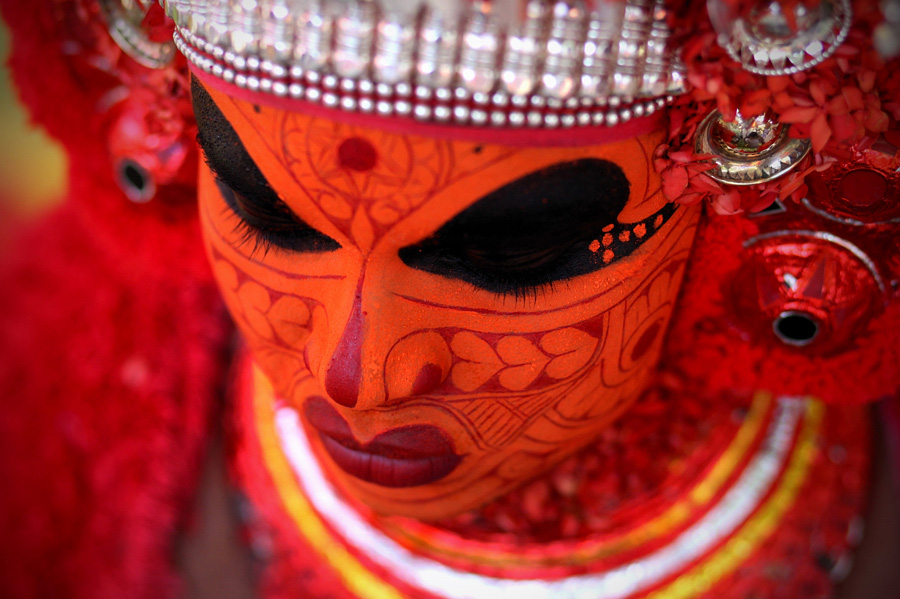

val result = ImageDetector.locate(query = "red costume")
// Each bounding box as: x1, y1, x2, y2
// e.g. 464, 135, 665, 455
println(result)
0, 1, 898, 598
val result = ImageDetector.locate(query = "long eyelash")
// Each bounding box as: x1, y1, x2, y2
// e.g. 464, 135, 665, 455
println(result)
212, 172, 342, 255
215, 179, 286, 257
220, 204, 279, 257
429, 250, 566, 306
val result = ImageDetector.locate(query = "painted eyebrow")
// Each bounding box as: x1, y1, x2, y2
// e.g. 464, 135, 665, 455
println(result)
192, 76, 278, 203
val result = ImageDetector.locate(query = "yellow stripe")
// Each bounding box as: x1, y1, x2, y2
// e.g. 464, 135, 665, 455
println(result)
254, 357, 819, 599
254, 366, 406, 599
645, 399, 823, 599
382, 392, 773, 568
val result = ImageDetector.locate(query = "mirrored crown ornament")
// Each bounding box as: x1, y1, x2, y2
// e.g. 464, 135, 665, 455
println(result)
730, 231, 886, 353
804, 151, 900, 227
707, 0, 851, 75
162, 0, 687, 128
695, 109, 812, 185
98, 0, 176, 67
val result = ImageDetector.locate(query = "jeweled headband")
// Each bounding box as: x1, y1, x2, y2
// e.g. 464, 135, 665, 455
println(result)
98, 0, 895, 211
162, 0, 688, 129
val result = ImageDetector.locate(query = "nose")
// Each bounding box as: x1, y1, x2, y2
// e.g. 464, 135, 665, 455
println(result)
314, 280, 452, 409
322, 301, 364, 408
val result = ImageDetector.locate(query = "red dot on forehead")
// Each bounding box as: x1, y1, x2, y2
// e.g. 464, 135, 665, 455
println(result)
338, 137, 378, 172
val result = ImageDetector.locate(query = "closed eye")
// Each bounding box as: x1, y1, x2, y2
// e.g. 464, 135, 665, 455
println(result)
193, 76, 340, 255
399, 159, 675, 300
215, 178, 340, 255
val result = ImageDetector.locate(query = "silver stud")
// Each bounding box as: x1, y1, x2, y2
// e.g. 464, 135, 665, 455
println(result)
435, 87, 453, 102
415, 85, 432, 100
358, 79, 375, 94
434, 105, 452, 121
395, 100, 412, 115
376, 99, 393, 115
453, 105, 471, 122
492, 91, 510, 106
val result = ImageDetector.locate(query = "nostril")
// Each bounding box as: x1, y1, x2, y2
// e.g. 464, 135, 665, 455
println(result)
385, 331, 453, 400
411, 363, 444, 396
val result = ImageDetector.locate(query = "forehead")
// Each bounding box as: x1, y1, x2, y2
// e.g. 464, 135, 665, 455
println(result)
198, 80, 666, 248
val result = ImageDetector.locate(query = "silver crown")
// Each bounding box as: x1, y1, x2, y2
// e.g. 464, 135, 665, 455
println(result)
163, 0, 686, 128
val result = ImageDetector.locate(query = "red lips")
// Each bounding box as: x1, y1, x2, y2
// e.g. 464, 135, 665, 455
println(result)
304, 396, 462, 488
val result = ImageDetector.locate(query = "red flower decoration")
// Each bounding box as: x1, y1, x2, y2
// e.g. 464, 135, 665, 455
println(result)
658, 0, 900, 214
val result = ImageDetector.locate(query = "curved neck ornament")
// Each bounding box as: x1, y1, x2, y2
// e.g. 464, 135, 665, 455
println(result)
232, 359, 871, 599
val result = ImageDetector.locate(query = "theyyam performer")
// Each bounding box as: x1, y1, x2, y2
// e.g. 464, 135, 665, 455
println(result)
0, 0, 898, 597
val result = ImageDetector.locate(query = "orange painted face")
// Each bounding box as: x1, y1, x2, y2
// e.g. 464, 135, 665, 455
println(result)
193, 78, 699, 520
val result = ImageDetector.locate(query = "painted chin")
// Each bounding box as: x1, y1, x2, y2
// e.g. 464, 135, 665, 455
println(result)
304, 396, 462, 488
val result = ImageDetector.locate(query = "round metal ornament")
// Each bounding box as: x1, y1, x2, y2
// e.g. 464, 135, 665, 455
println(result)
707, 0, 851, 76
695, 109, 812, 186
98, 0, 176, 68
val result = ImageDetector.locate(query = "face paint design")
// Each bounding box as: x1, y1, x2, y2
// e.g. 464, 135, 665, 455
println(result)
193, 78, 700, 519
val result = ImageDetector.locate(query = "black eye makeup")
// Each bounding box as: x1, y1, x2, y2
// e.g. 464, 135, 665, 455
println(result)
399, 159, 676, 300
192, 77, 340, 255
213, 179, 340, 255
